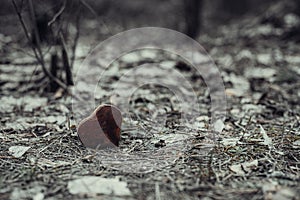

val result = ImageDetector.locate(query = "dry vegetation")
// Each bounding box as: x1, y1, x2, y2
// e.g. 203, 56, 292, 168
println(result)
0, 1, 300, 199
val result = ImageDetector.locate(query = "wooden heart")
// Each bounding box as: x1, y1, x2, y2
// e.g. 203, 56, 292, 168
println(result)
77, 105, 122, 149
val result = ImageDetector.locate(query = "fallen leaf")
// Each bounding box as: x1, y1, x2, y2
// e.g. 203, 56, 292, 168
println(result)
121, 52, 140, 63
151, 134, 189, 145
273, 188, 297, 200
41, 116, 66, 125
292, 139, 300, 149
286, 55, 300, 64
290, 66, 300, 76
214, 119, 224, 133
262, 181, 297, 200
242, 159, 258, 172
236, 49, 254, 60
5, 120, 31, 131
257, 53, 272, 65
229, 164, 244, 176
140, 49, 157, 59
262, 181, 279, 200
22, 96, 48, 112
54, 88, 64, 99
10, 186, 45, 200
242, 104, 264, 115
67, 176, 132, 196
229, 160, 258, 176
244, 67, 276, 80
260, 125, 273, 148
225, 73, 250, 97
160, 61, 176, 69
29, 157, 71, 168
221, 138, 239, 146
9, 146, 30, 158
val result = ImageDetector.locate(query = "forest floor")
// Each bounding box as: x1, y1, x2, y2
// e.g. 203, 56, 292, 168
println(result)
1, 7, 300, 200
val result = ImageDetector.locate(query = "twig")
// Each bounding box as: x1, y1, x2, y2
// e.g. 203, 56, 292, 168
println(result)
48, 0, 67, 26
59, 32, 74, 85
12, 0, 69, 91
27, 0, 69, 90
12, 0, 32, 49
50, 51, 59, 91
70, 6, 81, 68
28, 0, 42, 50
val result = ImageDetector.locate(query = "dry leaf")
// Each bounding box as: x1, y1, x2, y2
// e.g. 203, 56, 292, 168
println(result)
9, 146, 30, 158
244, 67, 276, 80
229, 160, 258, 176
67, 176, 132, 196
260, 125, 273, 148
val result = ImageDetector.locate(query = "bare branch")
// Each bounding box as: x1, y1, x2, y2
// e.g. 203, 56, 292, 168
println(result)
12, 0, 33, 48
70, 7, 81, 68
12, 0, 69, 91
48, 0, 67, 27
59, 32, 74, 85
28, 0, 42, 50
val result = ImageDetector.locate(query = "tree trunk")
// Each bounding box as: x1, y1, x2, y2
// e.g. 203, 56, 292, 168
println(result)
184, 0, 203, 39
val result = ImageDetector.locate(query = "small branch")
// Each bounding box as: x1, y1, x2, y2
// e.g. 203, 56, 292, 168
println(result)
48, 0, 67, 27
59, 32, 74, 85
12, 0, 69, 91
12, 0, 33, 49
28, 0, 42, 49
50, 52, 59, 92
70, 7, 81, 68
79, 0, 97, 16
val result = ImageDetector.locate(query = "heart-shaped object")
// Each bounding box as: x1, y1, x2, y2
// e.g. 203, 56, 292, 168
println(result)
77, 105, 122, 149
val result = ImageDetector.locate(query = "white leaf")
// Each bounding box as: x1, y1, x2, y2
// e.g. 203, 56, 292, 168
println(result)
10, 186, 45, 200
9, 146, 30, 158
221, 138, 239, 146
225, 73, 250, 97
229, 164, 244, 176
260, 125, 273, 147
244, 67, 276, 79
214, 119, 224, 133
229, 160, 258, 175
41, 116, 66, 125
67, 176, 132, 196
30, 158, 71, 168
242, 160, 258, 172
257, 54, 272, 65
292, 139, 300, 149
140, 49, 157, 59
121, 52, 140, 63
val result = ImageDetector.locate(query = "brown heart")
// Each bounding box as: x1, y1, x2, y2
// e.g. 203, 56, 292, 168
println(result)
77, 105, 122, 149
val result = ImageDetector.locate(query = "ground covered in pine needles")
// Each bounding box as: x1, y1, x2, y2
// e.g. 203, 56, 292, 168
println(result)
1, 6, 300, 200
